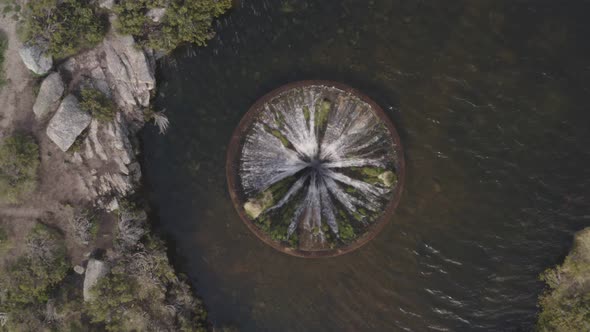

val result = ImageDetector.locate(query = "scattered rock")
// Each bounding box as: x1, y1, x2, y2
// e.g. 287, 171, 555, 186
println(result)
33, 72, 64, 119
83, 259, 109, 301
74, 265, 85, 274
19, 42, 53, 75
103, 32, 155, 109
433, 180, 442, 193
106, 197, 119, 212
47, 95, 92, 152
146, 8, 166, 22
98, 0, 114, 10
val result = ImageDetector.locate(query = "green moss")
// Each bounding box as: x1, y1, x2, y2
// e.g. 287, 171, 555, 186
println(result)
271, 129, 290, 147
345, 186, 358, 194
274, 110, 286, 128
114, 0, 232, 54
315, 98, 332, 129
80, 88, 116, 123
360, 167, 386, 177
339, 222, 355, 241
21, 0, 107, 58
0, 133, 39, 203
358, 167, 397, 187
303, 105, 310, 125
351, 210, 363, 222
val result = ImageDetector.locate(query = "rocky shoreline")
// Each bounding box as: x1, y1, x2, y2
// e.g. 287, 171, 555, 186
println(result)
0, 1, 225, 330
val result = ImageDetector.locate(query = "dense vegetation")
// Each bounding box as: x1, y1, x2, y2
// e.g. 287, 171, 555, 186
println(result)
84, 203, 208, 332
0, 202, 208, 331
80, 88, 117, 123
0, 223, 71, 330
114, 0, 232, 53
537, 228, 590, 331
0, 133, 39, 203
21, 0, 106, 58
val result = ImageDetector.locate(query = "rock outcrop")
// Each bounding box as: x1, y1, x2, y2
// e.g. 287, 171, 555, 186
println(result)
46, 95, 92, 152
103, 33, 155, 109
19, 42, 52, 75
33, 72, 64, 119
76, 112, 142, 198
83, 259, 110, 301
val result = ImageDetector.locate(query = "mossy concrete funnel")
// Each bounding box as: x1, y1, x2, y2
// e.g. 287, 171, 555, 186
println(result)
227, 81, 405, 257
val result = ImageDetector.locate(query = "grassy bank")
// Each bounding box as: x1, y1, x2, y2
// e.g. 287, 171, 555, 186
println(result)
537, 228, 590, 331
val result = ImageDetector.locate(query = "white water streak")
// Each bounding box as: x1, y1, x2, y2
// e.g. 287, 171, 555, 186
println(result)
240, 85, 396, 239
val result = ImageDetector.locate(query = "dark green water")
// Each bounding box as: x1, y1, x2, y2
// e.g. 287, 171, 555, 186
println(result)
142, 1, 590, 330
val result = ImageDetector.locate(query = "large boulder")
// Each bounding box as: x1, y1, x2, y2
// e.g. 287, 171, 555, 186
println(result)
47, 95, 92, 151
19, 42, 53, 75
103, 33, 155, 109
33, 72, 65, 119
83, 259, 109, 301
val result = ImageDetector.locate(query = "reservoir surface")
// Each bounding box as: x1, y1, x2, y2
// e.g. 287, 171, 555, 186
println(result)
142, 1, 590, 330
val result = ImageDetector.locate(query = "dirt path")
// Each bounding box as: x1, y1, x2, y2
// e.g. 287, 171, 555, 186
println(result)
0, 11, 110, 269
0, 12, 36, 137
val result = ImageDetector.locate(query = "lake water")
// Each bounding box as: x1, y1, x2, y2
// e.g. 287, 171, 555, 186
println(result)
141, 1, 590, 330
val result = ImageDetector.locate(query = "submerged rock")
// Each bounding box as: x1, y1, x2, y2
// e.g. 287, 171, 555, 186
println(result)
33, 72, 64, 119
19, 42, 53, 75
46, 95, 92, 152
244, 191, 273, 219
378, 171, 397, 187
83, 259, 109, 301
103, 33, 155, 109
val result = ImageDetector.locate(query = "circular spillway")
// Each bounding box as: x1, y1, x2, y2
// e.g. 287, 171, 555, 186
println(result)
227, 81, 404, 257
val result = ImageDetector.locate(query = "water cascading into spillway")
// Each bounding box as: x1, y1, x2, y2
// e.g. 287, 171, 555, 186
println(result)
227, 81, 404, 257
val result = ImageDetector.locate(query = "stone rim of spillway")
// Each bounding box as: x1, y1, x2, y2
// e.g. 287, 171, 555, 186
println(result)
227, 81, 405, 258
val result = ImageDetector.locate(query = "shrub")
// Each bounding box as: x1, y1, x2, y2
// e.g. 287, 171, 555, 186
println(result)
114, 0, 232, 53
0, 133, 39, 203
85, 266, 138, 331
0, 224, 70, 330
80, 88, 117, 123
21, 0, 107, 58
70, 208, 99, 245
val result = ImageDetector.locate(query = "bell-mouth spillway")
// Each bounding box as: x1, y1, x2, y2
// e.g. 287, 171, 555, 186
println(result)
226, 81, 405, 258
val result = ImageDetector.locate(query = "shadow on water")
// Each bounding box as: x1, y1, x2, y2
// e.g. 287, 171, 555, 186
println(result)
141, 0, 590, 331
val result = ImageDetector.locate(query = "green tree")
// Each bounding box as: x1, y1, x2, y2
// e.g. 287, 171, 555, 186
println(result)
22, 0, 107, 58
80, 88, 117, 123
114, 0, 232, 53
0, 133, 39, 203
